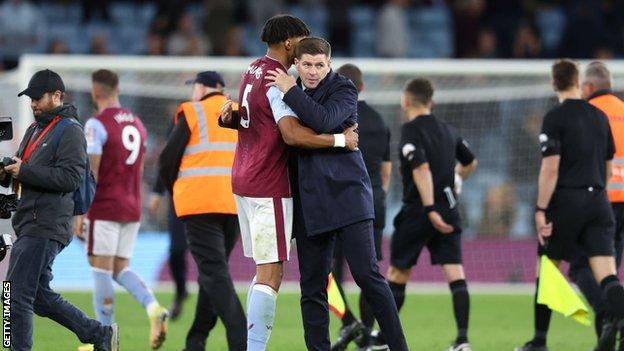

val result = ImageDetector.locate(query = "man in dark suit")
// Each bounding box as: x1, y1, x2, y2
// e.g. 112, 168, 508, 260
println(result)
266, 37, 407, 351
330, 63, 393, 351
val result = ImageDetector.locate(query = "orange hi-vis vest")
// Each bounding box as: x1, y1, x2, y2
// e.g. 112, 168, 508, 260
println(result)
173, 94, 238, 216
590, 93, 624, 203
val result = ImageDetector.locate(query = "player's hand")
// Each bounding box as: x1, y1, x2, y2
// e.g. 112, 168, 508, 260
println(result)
148, 193, 162, 218
535, 211, 552, 246
265, 68, 297, 93
344, 123, 359, 151
428, 211, 454, 234
454, 173, 463, 195
73, 215, 85, 241
220, 100, 233, 125
5, 157, 22, 179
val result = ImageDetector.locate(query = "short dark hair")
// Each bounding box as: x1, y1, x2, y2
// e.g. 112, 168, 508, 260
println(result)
294, 37, 331, 59
551, 59, 579, 91
404, 78, 434, 106
92, 69, 119, 91
261, 14, 310, 45
337, 64, 363, 91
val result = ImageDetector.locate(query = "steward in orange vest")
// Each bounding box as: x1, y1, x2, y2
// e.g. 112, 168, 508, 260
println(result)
158, 71, 247, 350
589, 92, 624, 203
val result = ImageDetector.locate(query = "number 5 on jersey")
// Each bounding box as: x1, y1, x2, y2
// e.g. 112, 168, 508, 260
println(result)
240, 83, 252, 129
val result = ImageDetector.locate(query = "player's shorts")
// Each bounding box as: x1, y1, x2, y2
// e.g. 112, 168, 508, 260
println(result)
84, 218, 140, 258
390, 204, 462, 269
568, 202, 624, 276
540, 188, 615, 261
234, 195, 293, 265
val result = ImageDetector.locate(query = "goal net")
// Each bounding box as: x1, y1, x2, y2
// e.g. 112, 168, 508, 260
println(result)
3, 55, 624, 287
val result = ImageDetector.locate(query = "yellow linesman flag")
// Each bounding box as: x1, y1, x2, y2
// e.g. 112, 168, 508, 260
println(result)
327, 273, 346, 318
537, 255, 591, 326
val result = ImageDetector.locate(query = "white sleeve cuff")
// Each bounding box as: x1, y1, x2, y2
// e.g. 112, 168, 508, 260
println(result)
333, 134, 346, 148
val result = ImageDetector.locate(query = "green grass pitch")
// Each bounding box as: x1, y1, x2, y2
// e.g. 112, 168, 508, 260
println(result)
32, 291, 595, 350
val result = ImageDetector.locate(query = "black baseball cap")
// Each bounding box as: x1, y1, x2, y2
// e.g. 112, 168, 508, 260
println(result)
185, 71, 225, 88
18, 69, 65, 99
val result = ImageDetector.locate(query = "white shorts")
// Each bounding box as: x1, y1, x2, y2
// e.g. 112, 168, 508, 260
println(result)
234, 195, 293, 265
84, 219, 140, 259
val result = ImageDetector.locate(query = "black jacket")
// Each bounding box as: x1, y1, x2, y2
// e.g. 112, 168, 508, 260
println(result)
283, 71, 374, 235
7, 104, 87, 246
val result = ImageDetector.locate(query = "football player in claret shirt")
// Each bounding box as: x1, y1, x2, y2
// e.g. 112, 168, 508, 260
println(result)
77, 69, 168, 350
219, 15, 358, 351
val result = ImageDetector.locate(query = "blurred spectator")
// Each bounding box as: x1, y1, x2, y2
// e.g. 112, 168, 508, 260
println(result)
479, 182, 517, 236
247, 0, 285, 27
82, 0, 110, 23
376, 0, 410, 57
47, 39, 70, 55
512, 21, 541, 58
202, 0, 237, 56
327, 0, 354, 56
145, 32, 166, 56
599, 0, 624, 56
222, 27, 246, 56
0, 0, 45, 69
558, 1, 618, 58
152, 0, 191, 36
167, 12, 210, 56
594, 47, 616, 60
483, 0, 524, 58
89, 34, 111, 55
475, 27, 498, 58
453, 0, 486, 58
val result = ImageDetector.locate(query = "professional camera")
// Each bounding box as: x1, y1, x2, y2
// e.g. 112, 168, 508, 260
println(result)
0, 117, 15, 262
0, 234, 11, 262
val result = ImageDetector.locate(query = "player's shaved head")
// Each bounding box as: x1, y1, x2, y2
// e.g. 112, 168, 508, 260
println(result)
584, 61, 613, 90
92, 69, 119, 98
551, 59, 579, 92
261, 14, 310, 45
337, 64, 363, 92
404, 78, 434, 107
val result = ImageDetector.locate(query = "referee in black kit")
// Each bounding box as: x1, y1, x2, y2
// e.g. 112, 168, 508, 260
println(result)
516, 59, 624, 351
387, 78, 477, 351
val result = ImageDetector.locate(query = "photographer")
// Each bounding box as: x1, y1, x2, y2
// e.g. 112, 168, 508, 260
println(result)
3, 69, 117, 351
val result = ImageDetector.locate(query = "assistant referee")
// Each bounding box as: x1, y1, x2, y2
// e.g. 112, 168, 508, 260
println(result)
516, 59, 624, 351
387, 78, 477, 351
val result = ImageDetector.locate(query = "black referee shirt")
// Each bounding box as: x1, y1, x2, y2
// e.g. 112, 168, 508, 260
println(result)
399, 114, 475, 207
539, 99, 615, 189
357, 100, 391, 192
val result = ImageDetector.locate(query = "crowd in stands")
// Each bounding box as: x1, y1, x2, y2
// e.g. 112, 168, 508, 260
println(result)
0, 0, 623, 70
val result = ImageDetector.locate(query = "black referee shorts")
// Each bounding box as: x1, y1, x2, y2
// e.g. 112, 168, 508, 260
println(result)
390, 204, 462, 269
568, 202, 624, 274
540, 188, 615, 261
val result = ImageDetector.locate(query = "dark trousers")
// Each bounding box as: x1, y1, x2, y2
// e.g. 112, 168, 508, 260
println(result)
183, 214, 246, 351
569, 202, 624, 336
168, 202, 188, 298
297, 219, 407, 351
8, 235, 107, 350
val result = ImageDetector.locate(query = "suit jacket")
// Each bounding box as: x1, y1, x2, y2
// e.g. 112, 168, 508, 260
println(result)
283, 71, 374, 235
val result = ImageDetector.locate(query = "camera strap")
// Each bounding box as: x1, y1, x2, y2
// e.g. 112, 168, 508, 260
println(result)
22, 116, 61, 163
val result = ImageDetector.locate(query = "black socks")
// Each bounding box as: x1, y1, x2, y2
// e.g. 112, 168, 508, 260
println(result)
449, 279, 470, 344
533, 277, 552, 346
388, 281, 406, 311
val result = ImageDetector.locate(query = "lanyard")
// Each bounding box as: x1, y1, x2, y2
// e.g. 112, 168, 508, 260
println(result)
22, 116, 61, 163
